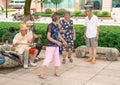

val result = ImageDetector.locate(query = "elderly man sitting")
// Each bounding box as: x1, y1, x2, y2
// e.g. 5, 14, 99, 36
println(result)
12, 24, 38, 69
26, 21, 42, 58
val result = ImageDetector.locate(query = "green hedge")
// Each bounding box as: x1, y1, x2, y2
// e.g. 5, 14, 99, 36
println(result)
34, 12, 52, 17
2, 9, 16, 12
0, 22, 120, 51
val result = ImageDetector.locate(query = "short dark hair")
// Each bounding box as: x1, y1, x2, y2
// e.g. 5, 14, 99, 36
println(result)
51, 12, 60, 22
64, 11, 70, 16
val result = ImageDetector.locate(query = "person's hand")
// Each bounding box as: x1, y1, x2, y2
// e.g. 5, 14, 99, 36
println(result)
83, 34, 86, 39
13, 42, 20, 47
96, 34, 99, 40
39, 34, 42, 38
37, 34, 42, 38
73, 36, 76, 40
28, 40, 32, 43
60, 30, 67, 33
56, 41, 62, 46
63, 41, 68, 47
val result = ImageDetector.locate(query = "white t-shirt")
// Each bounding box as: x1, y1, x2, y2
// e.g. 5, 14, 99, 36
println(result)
85, 15, 99, 38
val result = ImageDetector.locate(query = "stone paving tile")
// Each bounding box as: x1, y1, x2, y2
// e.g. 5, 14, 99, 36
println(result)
85, 75, 120, 85
69, 66, 103, 75
50, 78, 85, 85
17, 73, 54, 83
85, 81, 111, 85
60, 71, 95, 81
99, 69, 120, 77
0, 77, 12, 84
0, 51, 120, 85
0, 79, 42, 85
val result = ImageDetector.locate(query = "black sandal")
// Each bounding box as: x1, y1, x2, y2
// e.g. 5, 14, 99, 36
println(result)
68, 56, 73, 63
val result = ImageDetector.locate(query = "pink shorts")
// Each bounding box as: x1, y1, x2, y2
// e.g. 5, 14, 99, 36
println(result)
43, 47, 61, 67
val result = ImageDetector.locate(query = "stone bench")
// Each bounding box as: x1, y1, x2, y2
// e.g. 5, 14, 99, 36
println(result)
0, 45, 19, 68
75, 45, 119, 61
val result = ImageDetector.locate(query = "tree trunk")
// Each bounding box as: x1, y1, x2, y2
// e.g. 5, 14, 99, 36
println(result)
56, 4, 57, 12
41, 2, 43, 12
24, 0, 32, 22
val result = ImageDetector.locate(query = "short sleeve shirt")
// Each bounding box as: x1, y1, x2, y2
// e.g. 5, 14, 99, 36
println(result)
26, 30, 33, 42
85, 15, 99, 38
46, 23, 59, 47
60, 19, 74, 40
13, 33, 30, 54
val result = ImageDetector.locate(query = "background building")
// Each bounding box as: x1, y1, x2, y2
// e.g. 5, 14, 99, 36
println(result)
43, 0, 120, 12
0, 0, 120, 12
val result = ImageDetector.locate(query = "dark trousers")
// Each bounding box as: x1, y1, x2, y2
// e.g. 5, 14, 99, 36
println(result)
36, 43, 43, 57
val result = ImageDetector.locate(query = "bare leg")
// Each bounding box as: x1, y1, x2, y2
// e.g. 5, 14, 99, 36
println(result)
92, 47, 97, 60
85, 47, 93, 62
39, 65, 47, 79
89, 47, 93, 59
68, 49, 73, 62
91, 47, 97, 64
54, 66, 60, 77
62, 51, 67, 64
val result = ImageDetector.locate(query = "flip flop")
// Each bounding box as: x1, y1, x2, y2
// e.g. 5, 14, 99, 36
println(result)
54, 73, 60, 77
38, 74, 46, 79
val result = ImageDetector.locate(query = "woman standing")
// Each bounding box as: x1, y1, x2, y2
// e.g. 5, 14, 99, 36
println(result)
60, 12, 76, 64
39, 13, 67, 79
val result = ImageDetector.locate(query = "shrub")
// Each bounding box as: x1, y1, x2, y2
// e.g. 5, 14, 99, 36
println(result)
0, 22, 120, 51
45, 8, 52, 14
93, 10, 100, 16
74, 10, 82, 17
100, 11, 110, 17
2, 9, 16, 12
57, 8, 66, 16
79, 12, 86, 17
70, 12, 75, 17
34, 12, 44, 16
34, 12, 52, 17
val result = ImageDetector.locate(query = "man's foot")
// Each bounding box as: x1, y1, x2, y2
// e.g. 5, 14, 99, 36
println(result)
24, 64, 28, 69
29, 62, 37, 66
85, 58, 92, 62
38, 74, 46, 79
91, 59, 96, 64
62, 59, 66, 64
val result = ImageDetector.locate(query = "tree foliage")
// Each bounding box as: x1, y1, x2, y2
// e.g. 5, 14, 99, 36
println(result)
50, 0, 63, 11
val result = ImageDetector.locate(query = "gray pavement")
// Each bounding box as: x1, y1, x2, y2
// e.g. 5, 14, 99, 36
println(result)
0, 50, 120, 85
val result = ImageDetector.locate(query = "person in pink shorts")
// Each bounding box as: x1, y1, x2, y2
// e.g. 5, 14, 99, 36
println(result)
39, 13, 67, 79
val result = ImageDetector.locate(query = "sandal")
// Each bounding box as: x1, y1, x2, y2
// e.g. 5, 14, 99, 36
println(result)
54, 73, 60, 77
62, 59, 66, 64
38, 74, 46, 79
68, 56, 73, 63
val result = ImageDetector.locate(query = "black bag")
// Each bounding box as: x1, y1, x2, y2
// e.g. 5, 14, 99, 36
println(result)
36, 43, 43, 56
0, 51, 21, 63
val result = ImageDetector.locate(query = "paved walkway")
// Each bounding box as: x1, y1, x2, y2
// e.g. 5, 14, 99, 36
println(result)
0, 50, 120, 85
0, 13, 120, 26
0, 12, 120, 85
